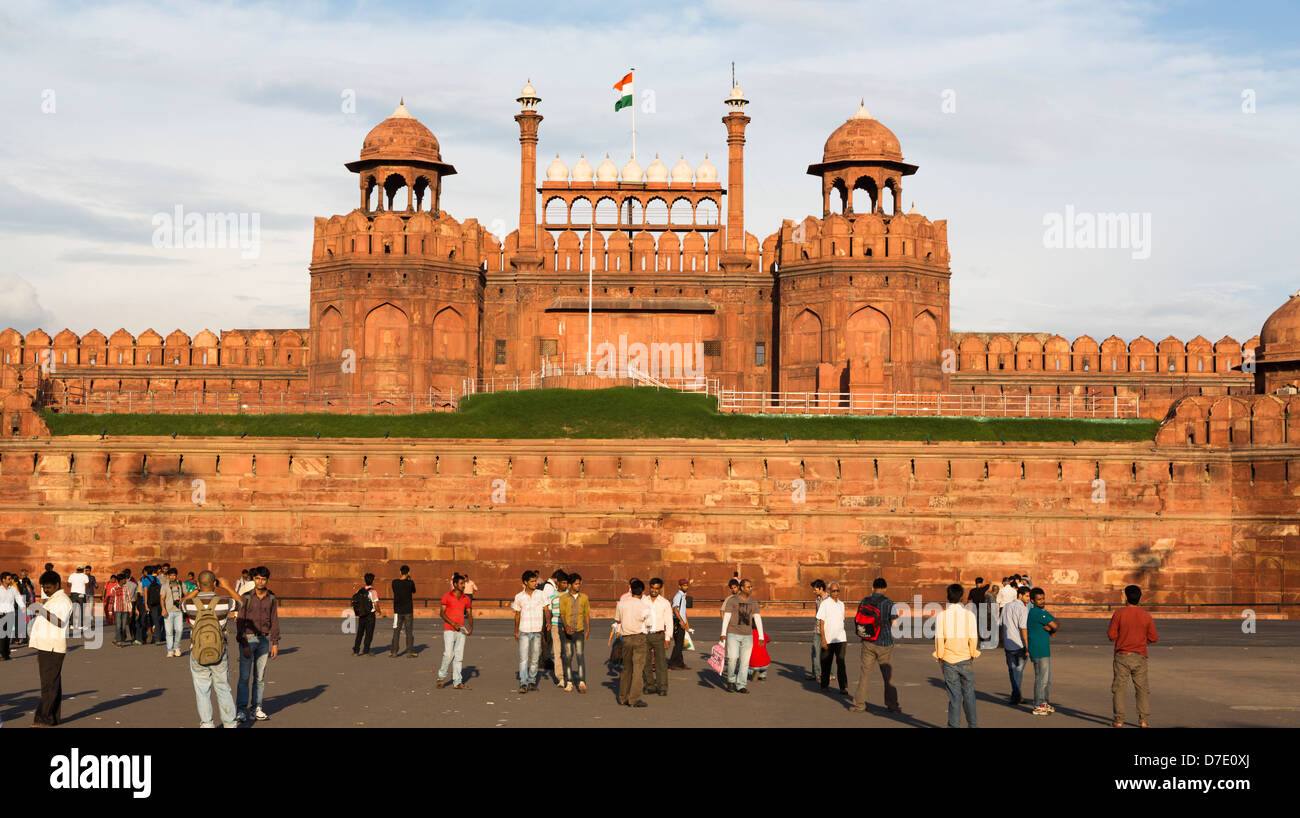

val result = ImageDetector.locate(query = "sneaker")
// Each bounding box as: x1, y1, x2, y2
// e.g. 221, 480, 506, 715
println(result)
235, 710, 248, 723
736, 687, 749, 694
1044, 704, 1055, 713
253, 707, 269, 721
633, 700, 648, 708
1032, 705, 1050, 716
453, 683, 470, 690
804, 672, 816, 681
199, 722, 215, 728
436, 678, 447, 689
519, 685, 528, 694
726, 682, 737, 693
564, 682, 574, 692
406, 652, 418, 658
527, 683, 537, 691
578, 682, 587, 694
849, 705, 866, 712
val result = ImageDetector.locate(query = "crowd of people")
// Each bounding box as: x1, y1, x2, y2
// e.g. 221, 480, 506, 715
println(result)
1, 561, 1160, 728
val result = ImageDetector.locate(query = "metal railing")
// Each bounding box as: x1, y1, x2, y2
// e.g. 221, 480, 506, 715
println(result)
50, 390, 457, 415
716, 390, 1141, 419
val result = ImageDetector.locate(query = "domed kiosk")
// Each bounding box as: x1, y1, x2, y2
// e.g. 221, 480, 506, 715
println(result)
807, 102, 916, 217
346, 100, 457, 215
1255, 290, 1300, 394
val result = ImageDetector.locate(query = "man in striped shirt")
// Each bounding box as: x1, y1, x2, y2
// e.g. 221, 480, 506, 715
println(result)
181, 571, 241, 728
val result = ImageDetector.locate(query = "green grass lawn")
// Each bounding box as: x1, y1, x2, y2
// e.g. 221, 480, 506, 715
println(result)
41, 387, 1158, 442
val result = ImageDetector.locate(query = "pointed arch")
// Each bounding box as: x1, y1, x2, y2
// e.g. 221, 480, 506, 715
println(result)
847, 305, 891, 363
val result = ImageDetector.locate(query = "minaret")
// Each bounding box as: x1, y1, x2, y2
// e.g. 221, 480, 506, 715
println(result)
513, 80, 544, 270
720, 80, 752, 271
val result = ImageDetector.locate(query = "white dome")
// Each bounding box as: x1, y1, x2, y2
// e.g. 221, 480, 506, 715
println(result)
695, 154, 717, 183
670, 154, 693, 183
545, 154, 569, 182
645, 154, 668, 183
595, 154, 619, 183
851, 99, 873, 120
571, 154, 594, 182
521, 80, 537, 98
621, 157, 644, 183
729, 85, 745, 101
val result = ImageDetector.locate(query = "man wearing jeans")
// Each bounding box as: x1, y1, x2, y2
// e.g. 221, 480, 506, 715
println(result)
934, 583, 980, 728
806, 579, 827, 681
558, 573, 591, 693
235, 566, 280, 722
160, 568, 187, 657
999, 584, 1031, 706
181, 571, 240, 728
435, 573, 473, 689
389, 565, 417, 658
1026, 587, 1058, 716
720, 578, 764, 694
668, 578, 691, 670
512, 570, 547, 693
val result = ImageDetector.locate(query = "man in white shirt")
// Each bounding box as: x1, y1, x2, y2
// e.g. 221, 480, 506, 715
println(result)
0, 573, 20, 660
235, 569, 255, 596
539, 570, 567, 687
512, 570, 548, 693
614, 579, 651, 707
816, 582, 849, 695
68, 566, 89, 633
999, 584, 1031, 706
30, 571, 75, 726
642, 578, 675, 696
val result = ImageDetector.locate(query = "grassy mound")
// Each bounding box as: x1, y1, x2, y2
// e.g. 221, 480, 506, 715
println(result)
42, 387, 1158, 442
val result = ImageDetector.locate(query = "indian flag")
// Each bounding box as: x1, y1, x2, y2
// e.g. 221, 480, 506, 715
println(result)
613, 71, 633, 111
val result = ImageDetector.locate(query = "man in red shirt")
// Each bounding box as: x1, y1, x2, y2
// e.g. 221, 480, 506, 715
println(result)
436, 573, 473, 690
1107, 584, 1158, 727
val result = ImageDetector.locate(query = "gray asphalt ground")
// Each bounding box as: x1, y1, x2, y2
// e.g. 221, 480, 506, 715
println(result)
2, 618, 1297, 728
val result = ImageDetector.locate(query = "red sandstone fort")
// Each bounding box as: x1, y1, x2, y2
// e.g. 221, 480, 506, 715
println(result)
1, 83, 1297, 612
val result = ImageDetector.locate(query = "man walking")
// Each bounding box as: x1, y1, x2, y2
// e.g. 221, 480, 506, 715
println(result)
806, 579, 828, 681
161, 567, 187, 657
16, 569, 35, 645
668, 578, 691, 670
558, 573, 591, 693
83, 565, 97, 632
390, 565, 417, 658
540, 570, 568, 687
999, 584, 1031, 706
643, 578, 674, 696
851, 577, 901, 713
817, 582, 849, 696
352, 573, 381, 657
720, 578, 764, 694
181, 571, 241, 728
68, 566, 89, 633
1108, 584, 1158, 728
436, 573, 473, 689
30, 570, 74, 726
1026, 587, 1058, 716
512, 570, 548, 693
235, 566, 280, 722
934, 583, 980, 728
141, 565, 163, 645
615, 578, 651, 707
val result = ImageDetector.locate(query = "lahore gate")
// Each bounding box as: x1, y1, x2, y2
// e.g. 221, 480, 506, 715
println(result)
1, 82, 1297, 612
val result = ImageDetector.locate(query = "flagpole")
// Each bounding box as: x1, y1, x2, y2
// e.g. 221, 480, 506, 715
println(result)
587, 219, 593, 372
630, 67, 636, 160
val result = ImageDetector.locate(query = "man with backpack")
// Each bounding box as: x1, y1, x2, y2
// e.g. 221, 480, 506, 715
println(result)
181, 571, 241, 728
351, 573, 381, 657
141, 565, 163, 645
851, 577, 901, 713
235, 566, 280, 722
390, 565, 417, 658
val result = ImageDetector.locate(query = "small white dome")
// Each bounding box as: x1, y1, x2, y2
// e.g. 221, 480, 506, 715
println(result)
621, 157, 644, 183
391, 98, 413, 119
670, 154, 693, 183
729, 85, 745, 101
695, 154, 717, 183
571, 154, 594, 182
545, 154, 569, 182
645, 154, 668, 183
595, 154, 619, 183
521, 80, 537, 98
851, 99, 873, 120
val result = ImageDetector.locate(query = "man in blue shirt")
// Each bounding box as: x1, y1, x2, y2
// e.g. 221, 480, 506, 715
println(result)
1025, 587, 1058, 716
850, 577, 902, 714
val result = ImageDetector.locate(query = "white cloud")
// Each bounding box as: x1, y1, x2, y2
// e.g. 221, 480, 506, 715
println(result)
0, 275, 54, 332
0, 0, 1296, 342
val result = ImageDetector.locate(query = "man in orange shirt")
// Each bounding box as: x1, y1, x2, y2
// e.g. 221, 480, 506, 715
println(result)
1108, 584, 1158, 727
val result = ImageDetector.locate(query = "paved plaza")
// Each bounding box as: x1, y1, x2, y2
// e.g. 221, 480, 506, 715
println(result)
2, 618, 1296, 729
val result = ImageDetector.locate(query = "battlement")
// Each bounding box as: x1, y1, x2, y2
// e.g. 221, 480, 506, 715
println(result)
311, 208, 500, 269
762, 212, 951, 269
951, 332, 1261, 375
1156, 394, 1298, 447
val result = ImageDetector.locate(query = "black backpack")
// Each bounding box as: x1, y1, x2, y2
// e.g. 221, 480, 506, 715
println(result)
855, 596, 885, 641
145, 577, 162, 607
351, 586, 373, 617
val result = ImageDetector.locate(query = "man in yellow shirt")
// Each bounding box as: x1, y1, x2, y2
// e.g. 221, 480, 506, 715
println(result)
933, 583, 981, 728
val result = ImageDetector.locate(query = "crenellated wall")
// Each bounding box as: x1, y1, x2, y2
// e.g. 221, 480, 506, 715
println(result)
1, 425, 1295, 611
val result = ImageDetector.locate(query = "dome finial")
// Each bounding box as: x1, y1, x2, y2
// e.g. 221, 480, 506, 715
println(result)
852, 100, 873, 120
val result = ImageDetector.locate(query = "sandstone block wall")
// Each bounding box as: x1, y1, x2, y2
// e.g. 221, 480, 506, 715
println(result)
0, 434, 1294, 613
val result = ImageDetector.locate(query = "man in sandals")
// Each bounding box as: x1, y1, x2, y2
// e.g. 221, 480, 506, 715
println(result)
436, 573, 473, 690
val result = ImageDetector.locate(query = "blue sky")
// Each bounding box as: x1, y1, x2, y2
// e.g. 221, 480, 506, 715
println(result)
1, 0, 1296, 342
